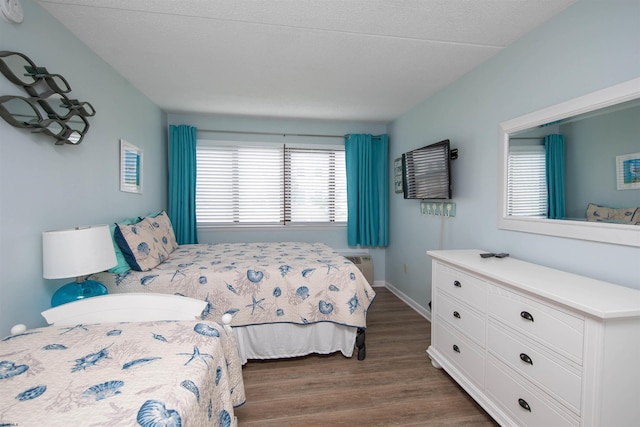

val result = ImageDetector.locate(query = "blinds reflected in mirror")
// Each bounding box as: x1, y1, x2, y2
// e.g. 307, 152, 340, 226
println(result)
507, 144, 546, 217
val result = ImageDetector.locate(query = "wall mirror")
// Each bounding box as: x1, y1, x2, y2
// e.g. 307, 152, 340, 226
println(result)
0, 51, 95, 145
498, 77, 640, 247
120, 139, 143, 194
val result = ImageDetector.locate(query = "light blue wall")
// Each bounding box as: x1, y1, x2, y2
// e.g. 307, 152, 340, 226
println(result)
0, 0, 167, 334
387, 0, 640, 312
3, 0, 639, 336
167, 113, 388, 283
563, 105, 640, 218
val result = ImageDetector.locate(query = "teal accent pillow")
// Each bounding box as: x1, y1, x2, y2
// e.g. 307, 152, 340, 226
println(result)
108, 217, 139, 274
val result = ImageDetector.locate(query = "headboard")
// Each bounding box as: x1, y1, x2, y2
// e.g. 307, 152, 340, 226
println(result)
41, 293, 207, 326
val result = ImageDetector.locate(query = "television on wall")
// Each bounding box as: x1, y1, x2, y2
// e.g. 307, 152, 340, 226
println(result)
402, 139, 452, 199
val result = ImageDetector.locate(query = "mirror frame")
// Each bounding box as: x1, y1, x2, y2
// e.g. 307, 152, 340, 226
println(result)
498, 77, 640, 247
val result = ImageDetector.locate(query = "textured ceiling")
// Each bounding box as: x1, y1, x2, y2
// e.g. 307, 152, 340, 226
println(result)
36, 0, 575, 121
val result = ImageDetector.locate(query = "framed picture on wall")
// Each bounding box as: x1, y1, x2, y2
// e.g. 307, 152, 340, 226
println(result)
394, 157, 403, 193
120, 139, 143, 194
616, 152, 640, 190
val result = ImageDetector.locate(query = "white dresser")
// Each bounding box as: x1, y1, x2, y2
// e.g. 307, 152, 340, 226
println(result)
426, 249, 640, 427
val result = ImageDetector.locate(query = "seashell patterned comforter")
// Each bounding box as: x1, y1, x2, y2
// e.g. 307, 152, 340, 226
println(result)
92, 242, 376, 329
0, 320, 245, 427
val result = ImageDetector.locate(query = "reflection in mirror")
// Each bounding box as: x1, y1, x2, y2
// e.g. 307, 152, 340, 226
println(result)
508, 99, 640, 221
44, 73, 71, 94
34, 119, 66, 139
499, 78, 640, 247
0, 96, 42, 127
38, 93, 73, 120
62, 130, 83, 145
0, 51, 38, 87
74, 101, 96, 117
65, 114, 89, 134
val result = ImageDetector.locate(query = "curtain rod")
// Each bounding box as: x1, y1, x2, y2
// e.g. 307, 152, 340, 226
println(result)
510, 137, 545, 140
197, 129, 382, 139
198, 129, 343, 138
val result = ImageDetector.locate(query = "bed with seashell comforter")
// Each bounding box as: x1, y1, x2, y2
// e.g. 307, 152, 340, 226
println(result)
0, 319, 245, 427
92, 242, 376, 363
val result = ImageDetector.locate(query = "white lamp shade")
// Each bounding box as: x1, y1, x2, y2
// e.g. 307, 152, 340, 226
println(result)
43, 224, 117, 279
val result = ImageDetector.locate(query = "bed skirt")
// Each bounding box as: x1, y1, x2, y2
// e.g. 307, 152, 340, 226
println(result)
233, 322, 357, 364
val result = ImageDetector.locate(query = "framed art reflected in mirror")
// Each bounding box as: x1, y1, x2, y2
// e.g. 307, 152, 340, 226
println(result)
616, 152, 640, 191
120, 139, 142, 194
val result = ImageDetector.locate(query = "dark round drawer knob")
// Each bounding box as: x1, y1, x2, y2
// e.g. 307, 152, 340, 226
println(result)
518, 398, 532, 412
453, 280, 462, 287
453, 311, 461, 319
453, 344, 460, 353
520, 311, 534, 322
520, 353, 533, 365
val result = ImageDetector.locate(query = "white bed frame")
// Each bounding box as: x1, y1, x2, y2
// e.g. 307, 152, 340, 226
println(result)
41, 293, 208, 325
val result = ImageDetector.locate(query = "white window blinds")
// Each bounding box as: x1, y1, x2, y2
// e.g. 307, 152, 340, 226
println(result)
507, 144, 547, 217
196, 142, 347, 226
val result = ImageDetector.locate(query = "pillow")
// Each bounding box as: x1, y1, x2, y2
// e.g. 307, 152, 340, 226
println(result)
139, 210, 163, 220
114, 217, 172, 271
144, 210, 178, 254
633, 209, 640, 225
107, 217, 140, 274
585, 203, 638, 224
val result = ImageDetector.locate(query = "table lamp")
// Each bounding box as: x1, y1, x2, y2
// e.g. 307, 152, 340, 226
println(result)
43, 224, 117, 307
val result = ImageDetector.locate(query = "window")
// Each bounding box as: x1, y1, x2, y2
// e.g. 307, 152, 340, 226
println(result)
196, 142, 347, 226
507, 144, 547, 217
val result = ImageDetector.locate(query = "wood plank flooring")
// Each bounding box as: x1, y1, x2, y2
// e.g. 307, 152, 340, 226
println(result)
234, 287, 498, 426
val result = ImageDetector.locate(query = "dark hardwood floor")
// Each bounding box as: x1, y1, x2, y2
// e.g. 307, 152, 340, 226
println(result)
234, 287, 498, 426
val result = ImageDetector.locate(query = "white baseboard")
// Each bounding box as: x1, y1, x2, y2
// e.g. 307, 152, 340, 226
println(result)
380, 281, 431, 322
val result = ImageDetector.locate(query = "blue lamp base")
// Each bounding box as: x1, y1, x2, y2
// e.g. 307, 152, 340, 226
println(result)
51, 280, 108, 307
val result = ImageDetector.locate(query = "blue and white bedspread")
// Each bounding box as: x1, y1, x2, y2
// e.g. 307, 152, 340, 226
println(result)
0, 320, 245, 427
93, 242, 376, 328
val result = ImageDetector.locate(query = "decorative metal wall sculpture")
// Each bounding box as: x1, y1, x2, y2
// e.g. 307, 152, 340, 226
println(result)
0, 51, 95, 145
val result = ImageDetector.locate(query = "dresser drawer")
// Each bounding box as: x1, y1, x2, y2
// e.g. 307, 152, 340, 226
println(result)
434, 320, 485, 388
436, 291, 485, 347
434, 263, 487, 312
486, 357, 579, 427
488, 322, 582, 414
487, 285, 584, 363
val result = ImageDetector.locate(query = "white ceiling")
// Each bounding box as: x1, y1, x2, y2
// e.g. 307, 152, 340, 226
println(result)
36, 0, 575, 122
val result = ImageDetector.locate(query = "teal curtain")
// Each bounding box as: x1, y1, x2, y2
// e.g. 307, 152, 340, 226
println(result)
545, 134, 566, 219
345, 134, 389, 247
168, 125, 198, 244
